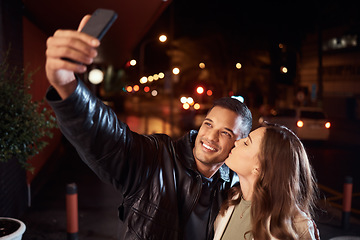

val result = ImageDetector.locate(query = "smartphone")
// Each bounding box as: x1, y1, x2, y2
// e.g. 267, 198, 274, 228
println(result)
62, 9, 117, 64
81, 8, 118, 40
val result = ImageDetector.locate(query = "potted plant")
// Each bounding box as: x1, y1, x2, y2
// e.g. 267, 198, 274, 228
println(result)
0, 51, 57, 172
0, 50, 57, 238
0, 217, 26, 240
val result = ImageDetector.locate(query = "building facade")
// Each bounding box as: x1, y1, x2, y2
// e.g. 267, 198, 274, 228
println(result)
298, 25, 360, 120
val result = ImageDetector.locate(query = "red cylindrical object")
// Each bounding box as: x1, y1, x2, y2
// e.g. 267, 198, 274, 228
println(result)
342, 177, 353, 212
66, 183, 78, 239
342, 176, 353, 230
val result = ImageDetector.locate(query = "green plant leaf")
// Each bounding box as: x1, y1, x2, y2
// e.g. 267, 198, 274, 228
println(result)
0, 49, 58, 171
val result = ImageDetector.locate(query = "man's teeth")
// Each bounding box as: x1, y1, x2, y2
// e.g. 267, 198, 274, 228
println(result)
203, 143, 215, 151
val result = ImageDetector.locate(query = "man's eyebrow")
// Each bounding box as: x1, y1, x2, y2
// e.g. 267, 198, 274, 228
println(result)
224, 127, 235, 135
248, 135, 253, 143
204, 118, 235, 136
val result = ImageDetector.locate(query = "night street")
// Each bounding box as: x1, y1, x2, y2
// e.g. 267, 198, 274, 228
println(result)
2, 0, 360, 239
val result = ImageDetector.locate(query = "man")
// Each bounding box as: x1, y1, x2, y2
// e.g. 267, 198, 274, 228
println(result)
45, 15, 252, 239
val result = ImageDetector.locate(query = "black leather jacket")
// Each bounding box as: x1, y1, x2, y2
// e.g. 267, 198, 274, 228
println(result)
46, 80, 238, 240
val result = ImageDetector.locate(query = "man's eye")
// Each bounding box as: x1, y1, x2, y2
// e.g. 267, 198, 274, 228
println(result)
222, 132, 231, 137
244, 141, 248, 146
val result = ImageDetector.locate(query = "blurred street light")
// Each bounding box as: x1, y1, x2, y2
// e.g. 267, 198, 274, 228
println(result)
172, 67, 180, 83
88, 69, 104, 85
172, 67, 180, 75
194, 103, 201, 110
139, 35, 167, 79
159, 34, 167, 43
196, 86, 204, 94
187, 97, 194, 105
281, 66, 288, 73
133, 85, 140, 92
159, 72, 165, 78
144, 86, 150, 92
126, 86, 133, 92
140, 76, 148, 84
151, 90, 158, 96
231, 95, 244, 103
130, 59, 137, 66
183, 103, 190, 110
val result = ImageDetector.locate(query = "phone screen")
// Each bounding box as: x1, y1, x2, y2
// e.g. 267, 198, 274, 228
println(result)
81, 9, 118, 40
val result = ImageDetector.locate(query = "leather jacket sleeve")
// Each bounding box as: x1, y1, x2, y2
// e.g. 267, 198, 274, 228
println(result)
46, 79, 159, 197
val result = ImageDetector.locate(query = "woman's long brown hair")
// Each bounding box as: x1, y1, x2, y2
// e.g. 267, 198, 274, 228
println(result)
220, 123, 319, 239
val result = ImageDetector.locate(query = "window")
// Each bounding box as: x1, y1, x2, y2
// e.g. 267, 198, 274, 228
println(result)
323, 34, 358, 51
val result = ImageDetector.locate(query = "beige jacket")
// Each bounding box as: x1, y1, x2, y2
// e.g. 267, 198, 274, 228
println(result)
213, 196, 320, 240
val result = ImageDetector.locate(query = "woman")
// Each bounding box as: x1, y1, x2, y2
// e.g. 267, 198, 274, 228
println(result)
214, 123, 320, 240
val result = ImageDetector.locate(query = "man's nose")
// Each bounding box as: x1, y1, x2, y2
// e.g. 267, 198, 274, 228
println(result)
207, 129, 219, 142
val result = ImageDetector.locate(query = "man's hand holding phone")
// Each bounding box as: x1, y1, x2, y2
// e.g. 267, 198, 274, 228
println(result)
45, 9, 117, 100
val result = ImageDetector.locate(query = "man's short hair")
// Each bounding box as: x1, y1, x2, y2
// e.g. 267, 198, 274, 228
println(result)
209, 97, 252, 138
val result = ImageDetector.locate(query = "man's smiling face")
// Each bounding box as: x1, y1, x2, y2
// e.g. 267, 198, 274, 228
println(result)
193, 106, 244, 177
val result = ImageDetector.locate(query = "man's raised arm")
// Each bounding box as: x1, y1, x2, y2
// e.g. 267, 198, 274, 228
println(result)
45, 15, 100, 99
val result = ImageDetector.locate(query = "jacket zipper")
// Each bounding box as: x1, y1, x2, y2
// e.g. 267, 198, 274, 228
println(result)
207, 183, 219, 240
184, 174, 202, 222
